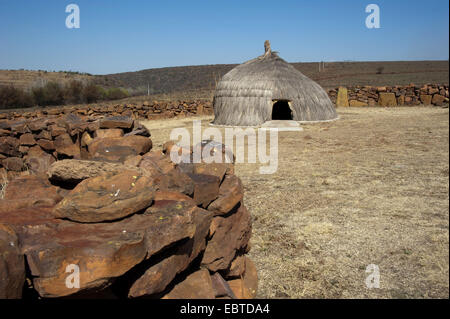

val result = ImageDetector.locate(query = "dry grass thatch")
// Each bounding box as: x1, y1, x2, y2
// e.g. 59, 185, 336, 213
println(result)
213, 42, 338, 126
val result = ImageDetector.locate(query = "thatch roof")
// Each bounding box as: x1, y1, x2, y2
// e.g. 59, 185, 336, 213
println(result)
212, 41, 338, 126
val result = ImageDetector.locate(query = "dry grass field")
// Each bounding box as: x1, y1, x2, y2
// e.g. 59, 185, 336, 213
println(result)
142, 106, 449, 299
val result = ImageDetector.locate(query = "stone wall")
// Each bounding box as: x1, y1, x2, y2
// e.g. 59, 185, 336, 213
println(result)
0, 115, 256, 299
0, 100, 213, 122
328, 83, 449, 107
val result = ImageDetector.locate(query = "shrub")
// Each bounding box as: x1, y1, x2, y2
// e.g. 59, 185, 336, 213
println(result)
32, 86, 46, 106
64, 80, 84, 104
83, 83, 102, 103
105, 87, 129, 100
0, 86, 34, 109
42, 82, 64, 105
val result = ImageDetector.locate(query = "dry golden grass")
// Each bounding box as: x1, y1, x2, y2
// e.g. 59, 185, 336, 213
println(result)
141, 106, 449, 299
0, 170, 8, 199
0, 70, 91, 89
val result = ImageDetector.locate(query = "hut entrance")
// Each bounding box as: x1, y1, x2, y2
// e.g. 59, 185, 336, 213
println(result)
272, 100, 293, 120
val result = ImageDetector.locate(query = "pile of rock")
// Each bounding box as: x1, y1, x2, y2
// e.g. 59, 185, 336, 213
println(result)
0, 114, 151, 180
0, 117, 256, 299
0, 100, 213, 122
329, 83, 449, 107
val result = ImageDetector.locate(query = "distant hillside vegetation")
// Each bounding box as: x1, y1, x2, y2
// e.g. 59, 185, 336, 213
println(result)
1, 61, 448, 98
95, 60, 449, 95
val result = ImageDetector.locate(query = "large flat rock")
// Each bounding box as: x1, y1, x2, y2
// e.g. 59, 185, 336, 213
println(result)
53, 170, 156, 222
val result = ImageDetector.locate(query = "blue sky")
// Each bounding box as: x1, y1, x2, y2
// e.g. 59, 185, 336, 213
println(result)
0, 0, 448, 74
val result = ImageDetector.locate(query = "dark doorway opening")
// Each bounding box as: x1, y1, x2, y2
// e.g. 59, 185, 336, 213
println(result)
272, 100, 293, 120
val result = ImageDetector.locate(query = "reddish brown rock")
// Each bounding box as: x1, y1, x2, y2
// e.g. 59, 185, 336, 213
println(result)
139, 151, 175, 174
24, 152, 56, 175
100, 116, 133, 129
225, 255, 247, 278
49, 125, 67, 137
124, 155, 142, 166
1, 157, 24, 171
53, 170, 156, 222
193, 162, 234, 181
432, 94, 446, 106
37, 139, 55, 151
211, 272, 236, 299
36, 129, 52, 140
0, 198, 205, 298
207, 175, 244, 215
201, 205, 251, 272
47, 159, 141, 184
88, 136, 152, 162
188, 173, 220, 208
128, 204, 212, 297
94, 128, 124, 139
227, 257, 258, 299
19, 133, 36, 146
153, 190, 196, 205
0, 224, 25, 299
0, 136, 20, 157
3, 174, 63, 207
54, 133, 80, 158
28, 119, 48, 132
162, 269, 215, 299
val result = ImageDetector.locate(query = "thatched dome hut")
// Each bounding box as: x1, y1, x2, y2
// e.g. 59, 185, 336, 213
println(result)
212, 41, 338, 126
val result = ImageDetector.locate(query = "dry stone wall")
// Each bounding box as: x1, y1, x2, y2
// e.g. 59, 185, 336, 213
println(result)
0, 115, 256, 299
328, 83, 449, 107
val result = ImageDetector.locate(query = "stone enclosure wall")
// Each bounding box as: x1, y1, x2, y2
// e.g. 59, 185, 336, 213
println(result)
328, 83, 449, 107
0, 115, 256, 299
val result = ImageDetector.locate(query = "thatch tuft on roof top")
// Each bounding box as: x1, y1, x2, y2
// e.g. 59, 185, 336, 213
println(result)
212, 41, 338, 126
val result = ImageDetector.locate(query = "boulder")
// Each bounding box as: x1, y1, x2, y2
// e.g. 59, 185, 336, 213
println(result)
88, 136, 152, 162
0, 224, 25, 299
0, 136, 20, 157
128, 203, 212, 297
47, 159, 141, 184
37, 139, 55, 151
24, 153, 56, 175
207, 175, 244, 215
193, 162, 233, 181
0, 200, 202, 298
53, 170, 156, 222
54, 133, 80, 158
201, 204, 251, 272
3, 174, 63, 207
187, 173, 220, 208
162, 269, 215, 299
94, 129, 124, 139
19, 133, 36, 146
1, 157, 24, 171
100, 116, 133, 129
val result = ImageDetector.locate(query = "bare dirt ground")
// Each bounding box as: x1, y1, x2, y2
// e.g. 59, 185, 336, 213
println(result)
141, 106, 449, 299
